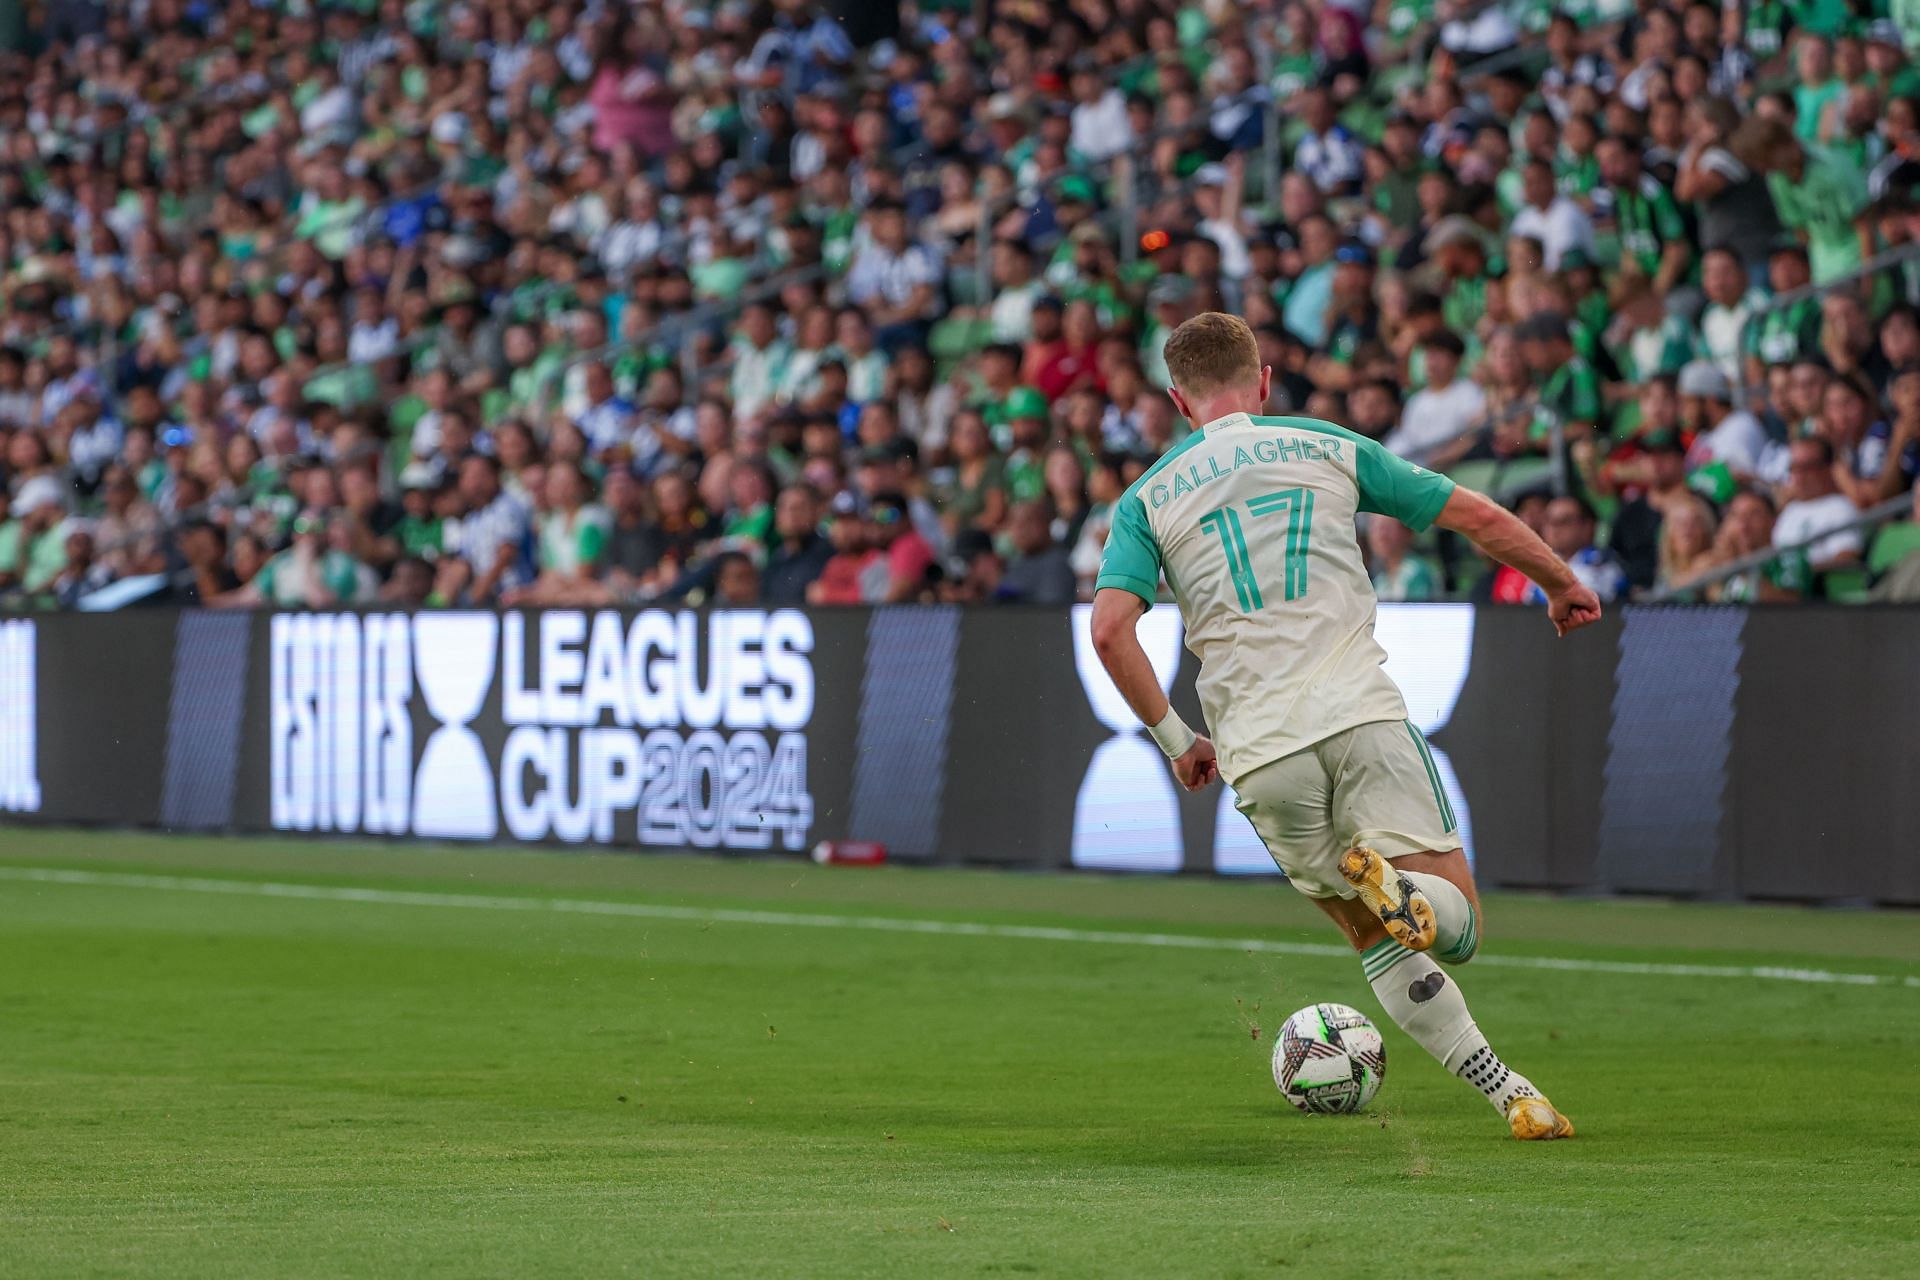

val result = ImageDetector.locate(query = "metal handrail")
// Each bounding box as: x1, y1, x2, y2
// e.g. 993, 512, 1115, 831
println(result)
882, 46, 1168, 175
1732, 239, 1920, 402
671, 116, 1236, 394
519, 48, 1242, 399
553, 259, 834, 385
1645, 492, 1912, 602
612, 40, 1243, 385
36, 12, 1269, 421
296, 274, 578, 392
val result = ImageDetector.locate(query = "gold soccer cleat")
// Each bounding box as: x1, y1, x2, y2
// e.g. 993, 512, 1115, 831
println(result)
1338, 845, 1437, 952
1506, 1095, 1577, 1141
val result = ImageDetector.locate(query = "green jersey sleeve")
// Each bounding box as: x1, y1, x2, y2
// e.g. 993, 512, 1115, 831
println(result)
1567, 363, 1602, 423
1355, 436, 1457, 532
1094, 493, 1162, 602
1652, 185, 1686, 242
578, 517, 608, 565
252, 556, 281, 601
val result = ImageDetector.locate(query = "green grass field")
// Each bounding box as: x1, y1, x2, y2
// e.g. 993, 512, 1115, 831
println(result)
2, 830, 1917, 1278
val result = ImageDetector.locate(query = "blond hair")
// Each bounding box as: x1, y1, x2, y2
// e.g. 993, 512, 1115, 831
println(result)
1163, 312, 1261, 399
1658, 495, 1718, 589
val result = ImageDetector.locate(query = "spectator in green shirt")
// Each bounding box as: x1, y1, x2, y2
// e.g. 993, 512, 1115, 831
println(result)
1791, 34, 1848, 144
1427, 217, 1496, 338
291, 166, 367, 262
1741, 116, 1870, 283
720, 462, 777, 551
1598, 135, 1692, 291
1747, 244, 1825, 382
222, 511, 376, 608
392, 465, 448, 560
4, 475, 72, 597
0, 487, 20, 595
1518, 311, 1603, 447
1557, 113, 1604, 204
1367, 515, 1443, 600
536, 462, 612, 580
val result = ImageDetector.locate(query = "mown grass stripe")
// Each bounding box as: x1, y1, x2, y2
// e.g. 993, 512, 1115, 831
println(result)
1, 865, 1914, 990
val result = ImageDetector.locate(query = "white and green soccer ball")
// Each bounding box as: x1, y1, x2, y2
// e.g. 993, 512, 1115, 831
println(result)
1272, 1002, 1386, 1114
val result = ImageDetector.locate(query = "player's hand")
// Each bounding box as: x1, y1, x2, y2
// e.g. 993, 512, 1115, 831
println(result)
1172, 737, 1219, 792
1548, 584, 1603, 637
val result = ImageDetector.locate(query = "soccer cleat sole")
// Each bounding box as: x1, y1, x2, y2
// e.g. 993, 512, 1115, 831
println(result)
1506, 1096, 1577, 1141
1338, 845, 1437, 952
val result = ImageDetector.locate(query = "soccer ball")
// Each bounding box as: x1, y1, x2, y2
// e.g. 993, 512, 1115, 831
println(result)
1272, 1002, 1386, 1114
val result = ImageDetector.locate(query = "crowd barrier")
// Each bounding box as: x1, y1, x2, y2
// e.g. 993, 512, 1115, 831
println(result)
1, 605, 1914, 906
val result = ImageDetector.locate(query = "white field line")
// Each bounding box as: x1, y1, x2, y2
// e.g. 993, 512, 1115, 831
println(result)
2, 865, 1916, 990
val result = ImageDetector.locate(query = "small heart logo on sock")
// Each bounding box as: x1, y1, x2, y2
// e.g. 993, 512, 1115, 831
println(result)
1408, 972, 1448, 1004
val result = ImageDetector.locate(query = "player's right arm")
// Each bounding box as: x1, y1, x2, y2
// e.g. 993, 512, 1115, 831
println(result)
1090, 492, 1217, 791
1089, 589, 1218, 791
1433, 486, 1602, 637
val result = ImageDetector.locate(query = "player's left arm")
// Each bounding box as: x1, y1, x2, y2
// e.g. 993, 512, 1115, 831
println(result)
1089, 588, 1218, 791
1434, 486, 1602, 636
1353, 432, 1601, 637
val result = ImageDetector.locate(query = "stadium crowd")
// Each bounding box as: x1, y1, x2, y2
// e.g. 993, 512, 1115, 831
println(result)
6, 0, 1920, 611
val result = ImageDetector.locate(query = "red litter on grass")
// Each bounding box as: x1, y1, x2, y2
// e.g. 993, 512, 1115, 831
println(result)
811, 841, 888, 866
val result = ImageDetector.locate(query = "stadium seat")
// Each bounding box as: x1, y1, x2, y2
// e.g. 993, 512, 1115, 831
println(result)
1821, 568, 1871, 602
1491, 458, 1556, 502
1444, 460, 1501, 498
1867, 523, 1920, 578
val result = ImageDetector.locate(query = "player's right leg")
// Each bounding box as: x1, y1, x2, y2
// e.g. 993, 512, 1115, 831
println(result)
1301, 895, 1572, 1138
1249, 725, 1575, 1140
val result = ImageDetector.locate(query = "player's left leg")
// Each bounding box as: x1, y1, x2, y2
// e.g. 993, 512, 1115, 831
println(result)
1393, 848, 1481, 963
1343, 845, 1482, 964
1328, 719, 1481, 963
1323, 723, 1574, 1139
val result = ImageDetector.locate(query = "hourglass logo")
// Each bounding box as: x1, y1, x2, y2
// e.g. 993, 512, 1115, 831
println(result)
411, 612, 499, 840
1375, 605, 1475, 865
1212, 604, 1477, 873
1069, 603, 1186, 871
0, 620, 38, 814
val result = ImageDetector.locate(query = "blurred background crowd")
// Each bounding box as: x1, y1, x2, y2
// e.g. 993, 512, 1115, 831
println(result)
6, 0, 1920, 612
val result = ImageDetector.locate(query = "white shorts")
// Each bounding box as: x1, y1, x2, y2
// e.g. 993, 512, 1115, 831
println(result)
1231, 719, 1463, 899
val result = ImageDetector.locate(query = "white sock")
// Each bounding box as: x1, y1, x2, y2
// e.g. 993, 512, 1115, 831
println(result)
1361, 939, 1540, 1114
1398, 869, 1479, 964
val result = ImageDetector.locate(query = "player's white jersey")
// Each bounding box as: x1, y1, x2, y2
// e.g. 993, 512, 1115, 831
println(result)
1096, 413, 1456, 785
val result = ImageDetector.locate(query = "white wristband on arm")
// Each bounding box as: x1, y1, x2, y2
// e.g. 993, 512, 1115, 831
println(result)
1145, 707, 1197, 760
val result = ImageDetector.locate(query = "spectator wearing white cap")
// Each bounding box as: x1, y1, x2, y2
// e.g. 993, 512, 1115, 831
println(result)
7, 474, 72, 597
1680, 360, 1769, 477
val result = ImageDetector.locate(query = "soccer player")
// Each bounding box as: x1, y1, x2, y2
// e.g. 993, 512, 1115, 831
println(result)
1091, 313, 1601, 1139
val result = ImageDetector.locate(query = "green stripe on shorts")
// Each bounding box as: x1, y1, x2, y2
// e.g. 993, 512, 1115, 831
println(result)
1405, 720, 1456, 834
